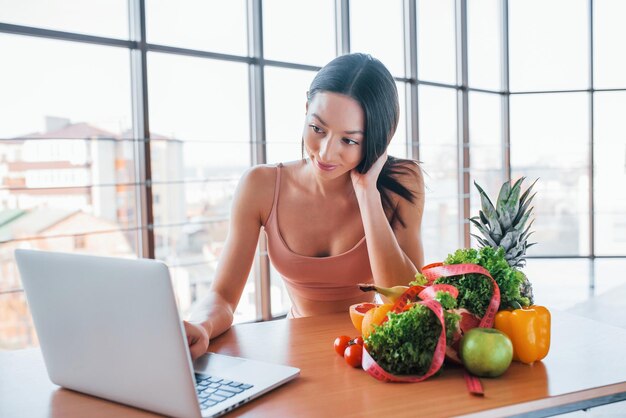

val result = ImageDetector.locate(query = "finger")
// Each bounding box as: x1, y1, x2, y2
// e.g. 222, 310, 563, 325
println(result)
189, 341, 207, 360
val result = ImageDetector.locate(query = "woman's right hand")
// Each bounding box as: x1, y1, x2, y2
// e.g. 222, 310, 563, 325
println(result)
183, 320, 210, 361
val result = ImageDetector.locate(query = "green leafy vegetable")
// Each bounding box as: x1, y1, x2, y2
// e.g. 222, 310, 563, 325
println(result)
435, 246, 529, 316
413, 272, 428, 286
365, 299, 460, 376
433, 291, 457, 310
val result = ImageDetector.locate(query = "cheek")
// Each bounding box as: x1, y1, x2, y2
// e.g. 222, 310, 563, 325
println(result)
350, 148, 364, 165
303, 133, 318, 155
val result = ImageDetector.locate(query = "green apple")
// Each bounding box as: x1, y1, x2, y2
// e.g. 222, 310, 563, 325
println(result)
460, 328, 513, 377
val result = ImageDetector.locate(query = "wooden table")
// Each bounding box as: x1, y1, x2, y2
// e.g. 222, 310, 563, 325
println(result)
1, 310, 626, 417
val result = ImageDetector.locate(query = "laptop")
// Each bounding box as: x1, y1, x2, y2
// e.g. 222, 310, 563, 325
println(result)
14, 249, 300, 418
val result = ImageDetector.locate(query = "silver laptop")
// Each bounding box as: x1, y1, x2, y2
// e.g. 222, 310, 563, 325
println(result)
14, 249, 299, 418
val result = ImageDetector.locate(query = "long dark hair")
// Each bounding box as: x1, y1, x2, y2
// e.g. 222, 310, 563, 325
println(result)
304, 53, 419, 228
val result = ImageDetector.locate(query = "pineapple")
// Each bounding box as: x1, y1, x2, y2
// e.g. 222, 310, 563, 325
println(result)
470, 177, 537, 305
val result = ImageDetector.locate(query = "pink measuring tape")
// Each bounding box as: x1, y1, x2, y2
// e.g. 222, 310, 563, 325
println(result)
362, 263, 499, 395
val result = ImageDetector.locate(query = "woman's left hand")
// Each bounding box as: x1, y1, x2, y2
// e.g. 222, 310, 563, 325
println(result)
351, 151, 387, 194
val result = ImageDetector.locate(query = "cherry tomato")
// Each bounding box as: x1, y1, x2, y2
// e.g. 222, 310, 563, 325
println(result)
344, 343, 363, 368
334, 335, 352, 357
352, 336, 364, 346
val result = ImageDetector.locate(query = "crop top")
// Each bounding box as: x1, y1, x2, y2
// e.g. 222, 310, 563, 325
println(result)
263, 163, 374, 305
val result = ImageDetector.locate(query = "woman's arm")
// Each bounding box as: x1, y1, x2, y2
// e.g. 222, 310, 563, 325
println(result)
352, 154, 425, 288
185, 166, 274, 358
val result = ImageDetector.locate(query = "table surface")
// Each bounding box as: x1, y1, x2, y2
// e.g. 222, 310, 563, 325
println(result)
567, 284, 626, 329
1, 310, 626, 418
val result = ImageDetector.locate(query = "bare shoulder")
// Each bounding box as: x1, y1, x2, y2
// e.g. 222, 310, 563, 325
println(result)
235, 164, 279, 224
240, 164, 278, 188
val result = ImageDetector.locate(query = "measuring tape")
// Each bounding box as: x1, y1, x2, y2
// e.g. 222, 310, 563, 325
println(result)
422, 263, 500, 328
362, 262, 498, 395
362, 298, 446, 382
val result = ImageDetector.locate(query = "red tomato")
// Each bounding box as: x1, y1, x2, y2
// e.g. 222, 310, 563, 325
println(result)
334, 335, 352, 357
344, 344, 363, 368
352, 336, 364, 346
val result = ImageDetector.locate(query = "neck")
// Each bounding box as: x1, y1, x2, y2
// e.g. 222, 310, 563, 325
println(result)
303, 159, 354, 198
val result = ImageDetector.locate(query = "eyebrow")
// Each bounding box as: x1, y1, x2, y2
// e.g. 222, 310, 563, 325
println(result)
312, 113, 364, 135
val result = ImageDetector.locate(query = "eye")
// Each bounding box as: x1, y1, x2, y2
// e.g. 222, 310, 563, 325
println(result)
309, 125, 323, 134
343, 138, 359, 146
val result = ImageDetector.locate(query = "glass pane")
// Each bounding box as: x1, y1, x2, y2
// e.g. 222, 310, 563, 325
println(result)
524, 258, 591, 310
146, 0, 247, 55
147, 52, 250, 143
264, 67, 316, 164
418, 85, 459, 262
150, 141, 246, 272
0, 34, 138, 252
1, 228, 137, 276
262, 0, 335, 66
0, 291, 37, 349
417, 0, 457, 85
387, 82, 408, 159
594, 0, 626, 88
594, 258, 626, 295
0, 167, 137, 255
350, 0, 405, 77
467, 0, 502, 90
509, 0, 589, 91
0, 228, 140, 350
150, 139, 249, 185
422, 196, 459, 264
468, 92, 505, 244
270, 264, 291, 317
147, 50, 253, 318
594, 92, 626, 255
510, 93, 589, 256
0, 34, 132, 140
0, 0, 128, 39
154, 225, 258, 324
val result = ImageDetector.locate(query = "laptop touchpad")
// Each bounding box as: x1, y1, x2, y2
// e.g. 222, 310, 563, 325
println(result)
195, 353, 246, 373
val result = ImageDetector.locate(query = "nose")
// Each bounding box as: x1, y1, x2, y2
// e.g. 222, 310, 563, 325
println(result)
319, 136, 340, 162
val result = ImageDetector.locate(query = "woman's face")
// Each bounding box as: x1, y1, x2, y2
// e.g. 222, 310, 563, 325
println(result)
303, 92, 365, 178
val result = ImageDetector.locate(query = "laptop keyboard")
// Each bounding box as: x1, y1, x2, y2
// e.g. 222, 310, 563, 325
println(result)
195, 373, 254, 410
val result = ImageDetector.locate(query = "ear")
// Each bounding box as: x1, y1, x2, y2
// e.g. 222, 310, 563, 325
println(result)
305, 100, 309, 113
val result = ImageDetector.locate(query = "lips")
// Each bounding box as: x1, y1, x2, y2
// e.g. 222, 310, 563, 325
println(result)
315, 160, 338, 171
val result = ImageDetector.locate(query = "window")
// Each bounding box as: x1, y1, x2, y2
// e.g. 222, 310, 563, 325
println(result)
0, 0, 128, 39
147, 52, 252, 321
350, 0, 405, 77
418, 85, 459, 263
509, 0, 588, 91
2, 0, 626, 351
467, 0, 502, 91
264, 67, 316, 166
74, 235, 86, 249
594, 92, 626, 255
468, 91, 505, 228
510, 93, 590, 256
593, 0, 626, 88
262, 0, 335, 66
417, 0, 456, 85
146, 0, 247, 55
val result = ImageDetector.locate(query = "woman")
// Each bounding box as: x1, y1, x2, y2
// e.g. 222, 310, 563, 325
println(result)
184, 53, 424, 360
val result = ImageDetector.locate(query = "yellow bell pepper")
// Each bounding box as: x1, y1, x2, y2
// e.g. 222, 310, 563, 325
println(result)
494, 305, 551, 364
